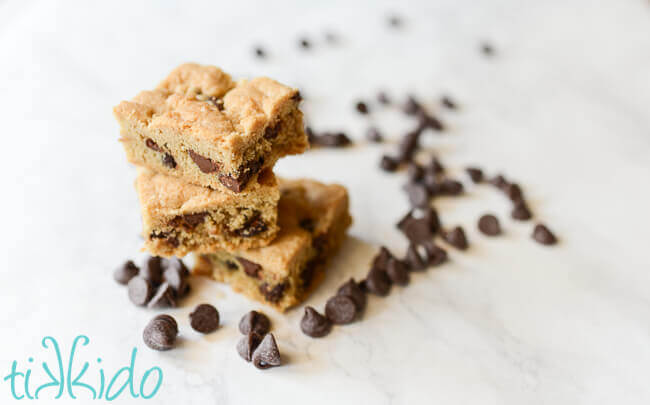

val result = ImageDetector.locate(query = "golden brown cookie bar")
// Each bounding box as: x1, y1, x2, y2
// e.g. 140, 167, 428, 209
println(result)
135, 167, 280, 257
114, 63, 308, 193
193, 178, 352, 312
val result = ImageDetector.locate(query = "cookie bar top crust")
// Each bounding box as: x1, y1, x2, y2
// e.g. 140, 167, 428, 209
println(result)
113, 63, 308, 192
136, 167, 280, 257
194, 178, 352, 311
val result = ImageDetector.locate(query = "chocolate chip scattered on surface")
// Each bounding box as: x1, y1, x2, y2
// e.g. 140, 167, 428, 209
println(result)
143, 314, 178, 351
532, 224, 557, 245
252, 334, 282, 369
238, 310, 271, 335
443, 226, 469, 250
478, 214, 501, 236
147, 282, 176, 309
300, 306, 332, 338
127, 276, 153, 306
355, 101, 369, 114
337, 278, 367, 312
466, 167, 484, 183
190, 304, 220, 333
114, 260, 139, 285
325, 295, 358, 324
366, 127, 383, 143
237, 332, 262, 362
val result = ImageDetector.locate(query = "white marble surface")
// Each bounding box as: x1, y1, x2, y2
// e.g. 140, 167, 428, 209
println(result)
1, 0, 650, 403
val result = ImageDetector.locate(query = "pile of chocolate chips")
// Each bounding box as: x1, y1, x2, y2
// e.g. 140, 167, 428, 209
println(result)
236, 311, 282, 369
370, 93, 557, 247
114, 256, 191, 308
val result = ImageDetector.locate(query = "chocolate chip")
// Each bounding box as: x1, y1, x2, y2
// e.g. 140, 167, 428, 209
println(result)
441, 96, 457, 109
355, 101, 369, 114
386, 258, 409, 285
424, 207, 441, 233
397, 131, 420, 162
372, 246, 395, 270
113, 260, 139, 285
300, 306, 332, 338
147, 282, 176, 309
325, 295, 358, 324
337, 279, 367, 312
405, 244, 427, 270
403, 96, 421, 116
466, 167, 484, 183
252, 334, 281, 369
388, 15, 402, 28
218, 157, 263, 193
153, 314, 178, 335
190, 304, 220, 333
377, 91, 390, 105
424, 241, 448, 266
237, 332, 262, 362
440, 179, 464, 195
312, 132, 352, 147
161, 153, 177, 169
145, 138, 162, 152
423, 172, 441, 195
427, 157, 444, 175
300, 258, 318, 288
236, 214, 268, 237
299, 38, 310, 49
505, 183, 523, 202
490, 174, 508, 190
237, 257, 262, 279
398, 212, 434, 244
188, 150, 219, 173
443, 226, 469, 250
291, 91, 303, 102
363, 266, 391, 296
259, 282, 287, 303
380, 155, 399, 172
175, 212, 208, 228
407, 162, 424, 181
511, 201, 532, 221
324, 32, 338, 44
163, 258, 189, 298
404, 182, 430, 208
143, 315, 178, 351
481, 42, 495, 56
254, 46, 266, 58
218, 174, 244, 192
478, 214, 501, 236
127, 276, 152, 306
417, 111, 445, 132
141, 256, 163, 285
366, 127, 383, 143
299, 218, 315, 232
532, 224, 557, 245
238, 310, 271, 335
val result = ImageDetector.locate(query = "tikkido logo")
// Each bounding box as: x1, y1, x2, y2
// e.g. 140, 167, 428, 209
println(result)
3, 335, 163, 401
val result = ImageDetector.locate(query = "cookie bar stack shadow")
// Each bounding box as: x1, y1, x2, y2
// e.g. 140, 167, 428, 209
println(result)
114, 63, 352, 311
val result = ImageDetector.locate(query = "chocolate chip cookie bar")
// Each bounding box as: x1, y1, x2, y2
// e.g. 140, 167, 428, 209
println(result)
193, 178, 352, 312
114, 63, 308, 193
135, 167, 280, 257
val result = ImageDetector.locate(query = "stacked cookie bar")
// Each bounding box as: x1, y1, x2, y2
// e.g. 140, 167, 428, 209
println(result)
114, 63, 351, 311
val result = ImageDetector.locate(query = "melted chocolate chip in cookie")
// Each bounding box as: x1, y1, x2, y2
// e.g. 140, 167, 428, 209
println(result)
259, 282, 287, 303
188, 150, 220, 173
